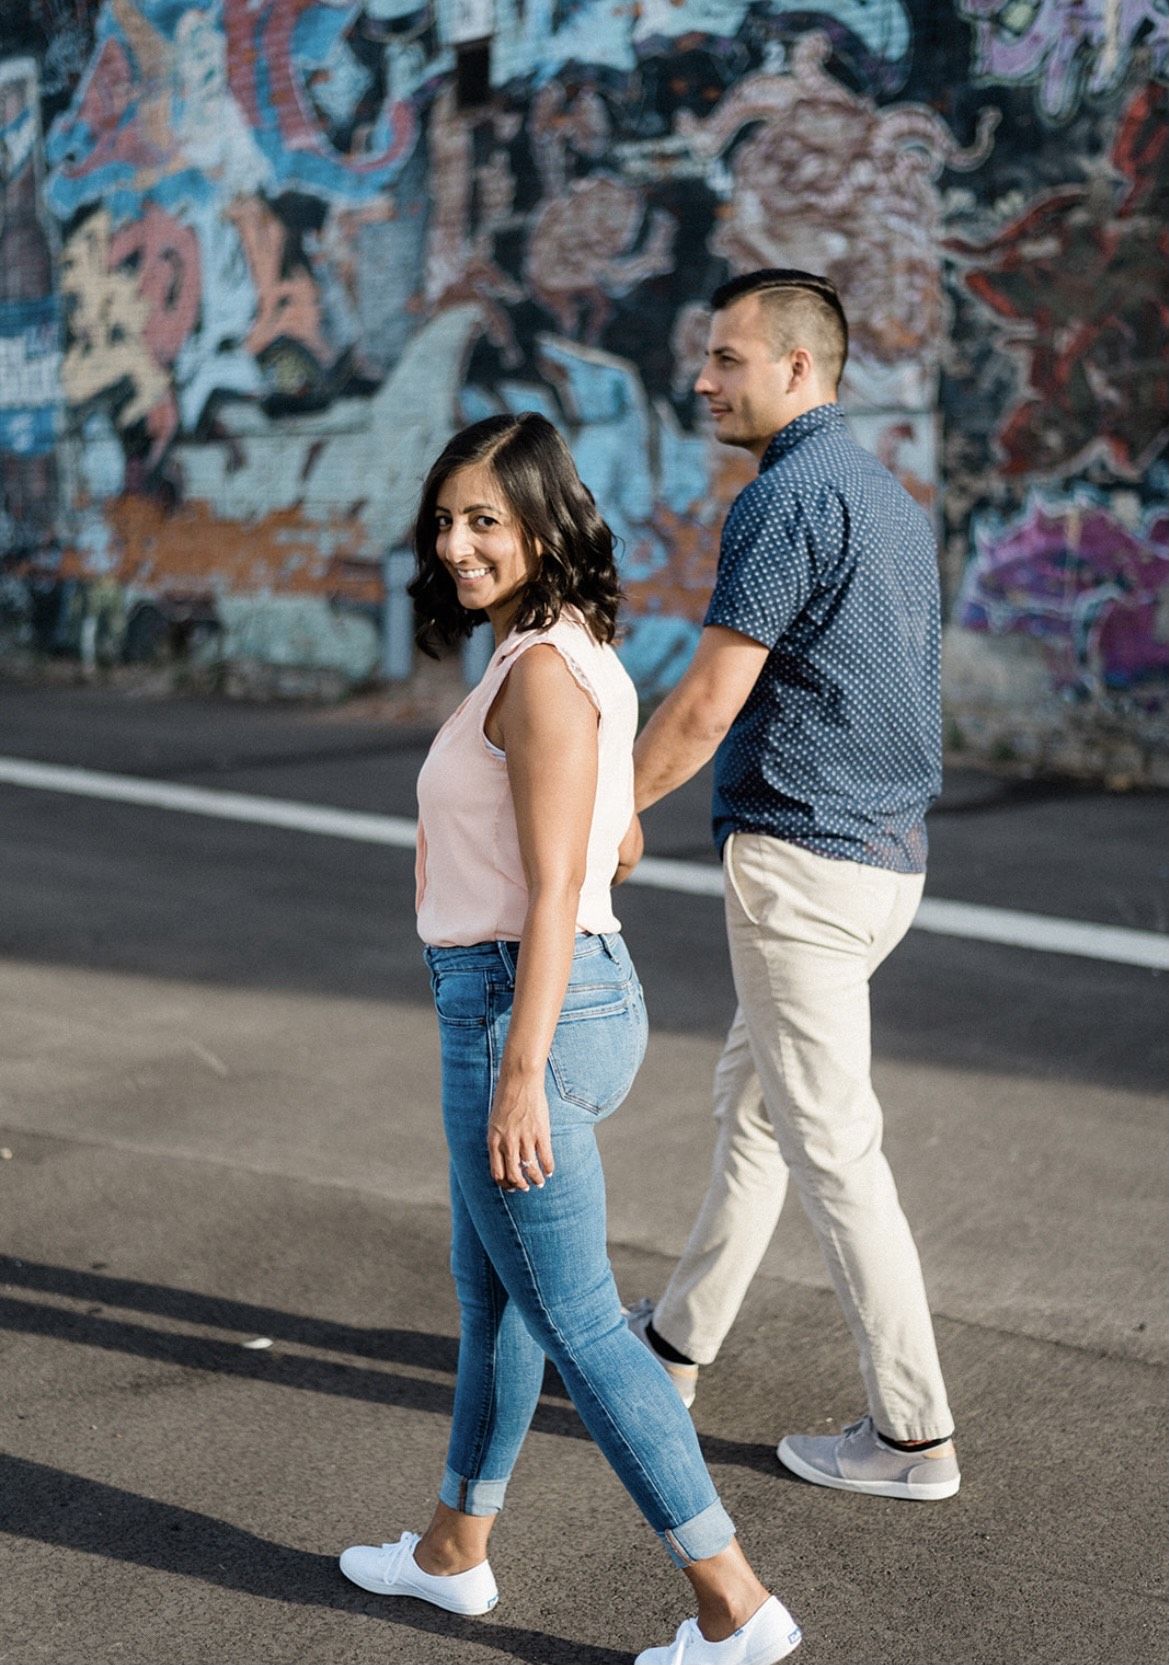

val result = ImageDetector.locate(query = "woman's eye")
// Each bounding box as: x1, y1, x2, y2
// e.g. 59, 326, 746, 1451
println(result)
474, 516, 497, 529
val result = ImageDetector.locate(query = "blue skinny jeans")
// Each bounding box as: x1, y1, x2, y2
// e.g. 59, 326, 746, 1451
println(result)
424, 932, 735, 1567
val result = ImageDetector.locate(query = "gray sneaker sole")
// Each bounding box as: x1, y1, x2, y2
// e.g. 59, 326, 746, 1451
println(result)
776, 1438, 960, 1501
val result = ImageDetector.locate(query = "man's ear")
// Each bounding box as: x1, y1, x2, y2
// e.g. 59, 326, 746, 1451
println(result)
787, 347, 815, 391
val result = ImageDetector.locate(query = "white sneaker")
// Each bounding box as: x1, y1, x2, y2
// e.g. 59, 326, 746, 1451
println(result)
339, 1530, 499, 1615
624, 1297, 699, 1409
635, 1596, 802, 1664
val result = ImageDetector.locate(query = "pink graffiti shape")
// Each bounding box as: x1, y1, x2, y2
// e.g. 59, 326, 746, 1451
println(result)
109, 202, 201, 367
53, 36, 167, 182
227, 196, 330, 365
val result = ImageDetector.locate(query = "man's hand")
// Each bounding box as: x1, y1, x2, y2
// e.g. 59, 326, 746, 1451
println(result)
613, 811, 644, 885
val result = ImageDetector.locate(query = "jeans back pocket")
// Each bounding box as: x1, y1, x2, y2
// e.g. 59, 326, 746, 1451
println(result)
548, 981, 648, 1117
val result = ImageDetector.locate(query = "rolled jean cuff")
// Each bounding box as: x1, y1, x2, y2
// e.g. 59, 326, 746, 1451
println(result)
439, 1465, 508, 1517
658, 1497, 736, 1568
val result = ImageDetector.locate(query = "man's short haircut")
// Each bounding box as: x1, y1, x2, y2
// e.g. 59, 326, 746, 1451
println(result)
710, 268, 849, 390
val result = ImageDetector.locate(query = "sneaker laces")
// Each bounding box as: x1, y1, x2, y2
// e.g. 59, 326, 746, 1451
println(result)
668, 1618, 702, 1662
375, 1532, 416, 1575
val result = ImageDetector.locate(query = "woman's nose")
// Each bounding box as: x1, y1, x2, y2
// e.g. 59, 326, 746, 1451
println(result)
446, 518, 473, 557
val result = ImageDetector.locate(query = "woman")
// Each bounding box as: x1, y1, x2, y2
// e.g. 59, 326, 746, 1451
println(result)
339, 412, 801, 1665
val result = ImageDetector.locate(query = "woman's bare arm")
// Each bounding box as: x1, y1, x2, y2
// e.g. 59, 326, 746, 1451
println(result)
489, 645, 599, 1191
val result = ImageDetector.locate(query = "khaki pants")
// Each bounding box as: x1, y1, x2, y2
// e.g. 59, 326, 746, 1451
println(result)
654, 832, 953, 1442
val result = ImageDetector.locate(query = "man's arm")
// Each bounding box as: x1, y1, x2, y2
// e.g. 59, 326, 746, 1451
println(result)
634, 625, 769, 811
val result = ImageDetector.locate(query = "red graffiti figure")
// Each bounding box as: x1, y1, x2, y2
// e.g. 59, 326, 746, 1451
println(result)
948, 84, 1169, 479
223, 0, 414, 186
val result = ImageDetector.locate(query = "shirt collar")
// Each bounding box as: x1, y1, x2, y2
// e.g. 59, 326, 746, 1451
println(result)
758, 403, 844, 472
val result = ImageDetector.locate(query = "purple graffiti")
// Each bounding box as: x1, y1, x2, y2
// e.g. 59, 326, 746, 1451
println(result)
959, 0, 1169, 118
960, 496, 1169, 698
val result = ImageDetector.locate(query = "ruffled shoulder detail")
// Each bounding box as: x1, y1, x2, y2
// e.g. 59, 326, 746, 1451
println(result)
501, 614, 604, 714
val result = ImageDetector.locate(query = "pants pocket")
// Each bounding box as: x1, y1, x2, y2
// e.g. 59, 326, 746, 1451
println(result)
723, 830, 762, 927
430, 967, 488, 1027
548, 987, 647, 1117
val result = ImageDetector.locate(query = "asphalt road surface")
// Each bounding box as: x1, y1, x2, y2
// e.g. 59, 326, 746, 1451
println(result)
1, 681, 1166, 1665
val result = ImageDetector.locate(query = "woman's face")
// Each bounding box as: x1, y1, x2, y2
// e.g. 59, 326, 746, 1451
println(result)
434, 461, 540, 634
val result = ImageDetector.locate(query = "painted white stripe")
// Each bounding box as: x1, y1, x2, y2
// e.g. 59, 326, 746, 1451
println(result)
910, 897, 1169, 969
0, 756, 418, 848
2, 755, 1165, 971
628, 855, 1169, 969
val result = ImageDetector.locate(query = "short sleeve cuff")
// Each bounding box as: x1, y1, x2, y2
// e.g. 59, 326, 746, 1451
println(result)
701, 602, 776, 650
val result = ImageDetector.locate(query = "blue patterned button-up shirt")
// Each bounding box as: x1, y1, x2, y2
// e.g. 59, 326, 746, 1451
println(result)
705, 403, 941, 873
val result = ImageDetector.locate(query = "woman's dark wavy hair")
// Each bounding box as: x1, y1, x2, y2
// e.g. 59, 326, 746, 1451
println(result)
408, 412, 622, 655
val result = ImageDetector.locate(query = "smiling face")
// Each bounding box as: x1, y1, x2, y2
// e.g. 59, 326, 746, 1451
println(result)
434, 460, 541, 640
694, 293, 832, 458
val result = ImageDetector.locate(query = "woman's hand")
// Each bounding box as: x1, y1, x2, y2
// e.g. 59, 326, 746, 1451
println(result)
488, 1070, 555, 1191
613, 811, 644, 885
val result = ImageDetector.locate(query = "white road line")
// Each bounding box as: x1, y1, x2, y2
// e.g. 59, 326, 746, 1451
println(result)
2, 755, 1165, 971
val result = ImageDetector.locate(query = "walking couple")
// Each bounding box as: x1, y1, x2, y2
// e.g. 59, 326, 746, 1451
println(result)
339, 269, 958, 1665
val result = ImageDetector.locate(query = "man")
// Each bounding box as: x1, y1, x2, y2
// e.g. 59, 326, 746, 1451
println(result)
627, 268, 959, 1502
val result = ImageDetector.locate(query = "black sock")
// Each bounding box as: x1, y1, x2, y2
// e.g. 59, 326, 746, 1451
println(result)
879, 1431, 953, 1452
646, 1320, 696, 1367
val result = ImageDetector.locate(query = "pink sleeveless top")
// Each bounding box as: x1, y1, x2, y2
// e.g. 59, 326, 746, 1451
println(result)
415, 614, 637, 947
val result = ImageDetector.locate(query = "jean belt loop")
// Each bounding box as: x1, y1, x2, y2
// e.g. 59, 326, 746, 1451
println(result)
496, 939, 516, 979
600, 931, 619, 962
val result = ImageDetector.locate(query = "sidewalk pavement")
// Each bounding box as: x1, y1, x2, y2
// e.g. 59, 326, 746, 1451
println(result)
1, 1105, 1164, 1665
0, 684, 1165, 1663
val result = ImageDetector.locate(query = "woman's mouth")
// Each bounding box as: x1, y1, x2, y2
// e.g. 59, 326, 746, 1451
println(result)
453, 567, 490, 584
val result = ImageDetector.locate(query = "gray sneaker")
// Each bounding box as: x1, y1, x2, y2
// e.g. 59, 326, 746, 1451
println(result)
777, 1415, 960, 1501
624, 1298, 699, 1409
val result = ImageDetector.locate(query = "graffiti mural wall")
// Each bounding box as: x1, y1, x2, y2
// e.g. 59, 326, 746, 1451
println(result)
0, 1, 1166, 772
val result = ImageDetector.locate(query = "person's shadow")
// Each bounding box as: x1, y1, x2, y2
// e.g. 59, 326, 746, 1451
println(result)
0, 1255, 782, 1474
1, 1256, 794, 1659
0, 1456, 631, 1665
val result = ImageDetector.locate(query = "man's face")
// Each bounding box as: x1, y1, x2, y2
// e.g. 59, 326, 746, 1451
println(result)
694, 294, 795, 457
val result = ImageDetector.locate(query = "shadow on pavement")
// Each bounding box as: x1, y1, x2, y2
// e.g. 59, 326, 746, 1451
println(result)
0, 1257, 784, 1479
0, 1456, 630, 1665
0, 1254, 462, 1371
